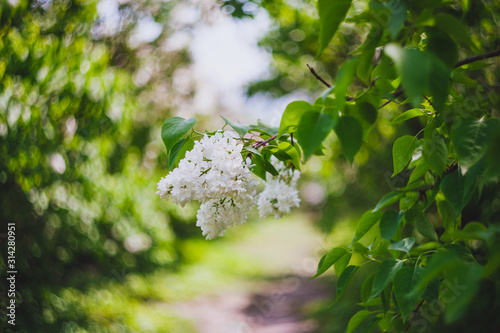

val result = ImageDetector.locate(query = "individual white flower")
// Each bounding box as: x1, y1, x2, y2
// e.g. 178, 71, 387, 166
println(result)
257, 156, 301, 219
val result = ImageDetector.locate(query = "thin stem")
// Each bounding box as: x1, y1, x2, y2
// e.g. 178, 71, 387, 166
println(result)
307, 64, 332, 88
253, 134, 278, 149
404, 300, 425, 333
423, 95, 436, 111
379, 89, 404, 109
454, 49, 500, 68
308, 50, 500, 110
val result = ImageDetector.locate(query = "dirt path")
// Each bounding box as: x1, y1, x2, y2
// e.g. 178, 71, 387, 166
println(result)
174, 276, 330, 333
172, 216, 333, 332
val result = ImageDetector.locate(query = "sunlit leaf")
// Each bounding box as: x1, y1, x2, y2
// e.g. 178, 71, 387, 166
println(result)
422, 136, 447, 176
353, 210, 384, 242
390, 108, 425, 125
317, 0, 353, 56
278, 101, 313, 136
388, 237, 415, 254
346, 310, 372, 333
312, 247, 348, 279
333, 57, 359, 112
161, 117, 196, 154
335, 252, 352, 276
392, 135, 417, 176
269, 142, 301, 170
373, 191, 404, 212
169, 138, 195, 170
451, 118, 499, 173
221, 116, 249, 137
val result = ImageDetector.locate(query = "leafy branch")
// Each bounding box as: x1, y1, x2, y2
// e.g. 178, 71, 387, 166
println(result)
308, 49, 500, 108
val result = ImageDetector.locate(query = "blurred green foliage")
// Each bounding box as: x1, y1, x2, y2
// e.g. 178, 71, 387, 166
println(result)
0, 0, 201, 331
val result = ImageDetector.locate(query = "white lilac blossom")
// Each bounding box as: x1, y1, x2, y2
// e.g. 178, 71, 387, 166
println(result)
157, 131, 258, 239
257, 157, 301, 219
196, 197, 253, 240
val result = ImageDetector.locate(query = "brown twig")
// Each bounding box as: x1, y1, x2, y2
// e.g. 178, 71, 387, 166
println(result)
253, 134, 278, 149
454, 49, 500, 68
423, 95, 436, 110
308, 49, 500, 110
307, 64, 332, 88
378, 89, 404, 109
404, 299, 425, 333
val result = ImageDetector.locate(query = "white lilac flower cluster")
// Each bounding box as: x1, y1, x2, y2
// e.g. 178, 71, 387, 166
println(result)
156, 131, 258, 239
157, 131, 301, 239
257, 156, 301, 219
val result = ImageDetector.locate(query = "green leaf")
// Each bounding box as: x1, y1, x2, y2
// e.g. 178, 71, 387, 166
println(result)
422, 278, 440, 303
385, 45, 449, 110
352, 242, 369, 255
380, 210, 404, 240
425, 29, 458, 69
415, 213, 438, 241
262, 157, 280, 177
357, 48, 375, 81
394, 266, 424, 321
169, 138, 194, 170
356, 317, 380, 333
317, 0, 353, 56
278, 101, 313, 136
440, 170, 467, 213
413, 248, 463, 293
390, 108, 425, 125
353, 210, 384, 242
373, 191, 404, 212
335, 265, 359, 302
388, 237, 415, 254
408, 160, 430, 184
270, 142, 301, 171
369, 259, 403, 301
385, 45, 429, 107
392, 135, 417, 176
361, 273, 375, 303
381, 285, 391, 314
347, 310, 372, 333
357, 102, 378, 125
335, 253, 352, 276
451, 118, 499, 173
296, 111, 336, 160
437, 199, 459, 231
243, 146, 262, 157
432, 14, 473, 47
386, 0, 407, 39
161, 117, 197, 154
312, 247, 348, 279
378, 313, 393, 331
333, 57, 359, 112
427, 52, 451, 111
422, 136, 447, 176
249, 119, 279, 136
335, 115, 363, 164
220, 116, 249, 137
